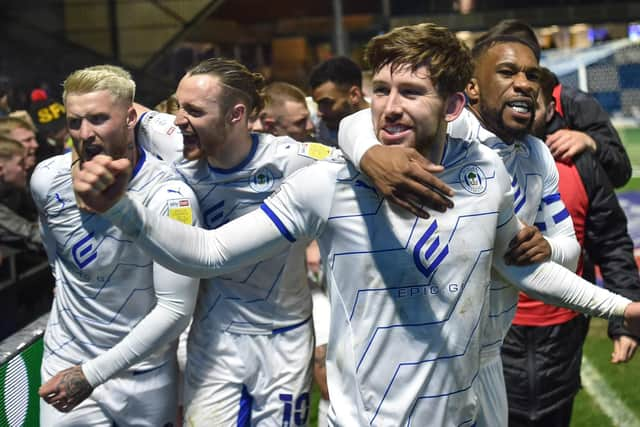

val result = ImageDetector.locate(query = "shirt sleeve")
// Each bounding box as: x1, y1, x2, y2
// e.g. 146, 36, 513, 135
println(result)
494, 217, 630, 321
532, 138, 580, 271
136, 111, 184, 163
337, 108, 378, 170
81, 180, 201, 387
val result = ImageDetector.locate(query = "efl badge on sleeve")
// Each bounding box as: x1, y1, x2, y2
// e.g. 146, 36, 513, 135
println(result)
168, 199, 193, 225
299, 142, 332, 160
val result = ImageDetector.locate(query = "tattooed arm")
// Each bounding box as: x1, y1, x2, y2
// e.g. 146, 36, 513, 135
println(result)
38, 366, 93, 413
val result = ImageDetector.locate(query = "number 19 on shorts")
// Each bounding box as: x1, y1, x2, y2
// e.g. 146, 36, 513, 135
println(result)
279, 392, 309, 426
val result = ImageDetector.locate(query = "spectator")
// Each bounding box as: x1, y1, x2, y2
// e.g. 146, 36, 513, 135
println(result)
0, 76, 12, 117
309, 57, 369, 145
502, 67, 640, 427
252, 81, 315, 141
154, 93, 179, 115
0, 116, 38, 172
28, 89, 71, 162
0, 135, 41, 251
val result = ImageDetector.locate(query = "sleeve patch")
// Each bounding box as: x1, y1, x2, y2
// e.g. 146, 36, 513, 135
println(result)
167, 199, 193, 225
299, 142, 332, 160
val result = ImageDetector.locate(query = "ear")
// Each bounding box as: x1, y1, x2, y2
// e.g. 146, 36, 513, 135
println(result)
444, 92, 467, 123
348, 85, 363, 105
465, 78, 480, 106
262, 117, 277, 132
229, 104, 247, 124
126, 106, 137, 129
545, 100, 555, 124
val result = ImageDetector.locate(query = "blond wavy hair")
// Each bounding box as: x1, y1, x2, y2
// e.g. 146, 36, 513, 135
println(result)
63, 64, 136, 105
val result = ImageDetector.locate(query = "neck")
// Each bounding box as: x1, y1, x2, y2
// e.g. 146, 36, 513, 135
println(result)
417, 123, 447, 165
467, 105, 516, 143
206, 129, 254, 169
127, 134, 139, 167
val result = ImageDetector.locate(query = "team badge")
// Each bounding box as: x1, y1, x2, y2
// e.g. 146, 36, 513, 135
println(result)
298, 142, 332, 160
250, 167, 275, 192
459, 164, 487, 195
168, 199, 193, 225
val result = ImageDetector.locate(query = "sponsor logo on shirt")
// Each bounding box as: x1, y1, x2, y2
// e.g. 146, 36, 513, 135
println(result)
167, 199, 193, 225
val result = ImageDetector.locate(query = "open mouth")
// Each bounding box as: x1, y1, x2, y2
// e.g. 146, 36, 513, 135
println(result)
506, 100, 532, 115
181, 133, 204, 160
83, 144, 104, 161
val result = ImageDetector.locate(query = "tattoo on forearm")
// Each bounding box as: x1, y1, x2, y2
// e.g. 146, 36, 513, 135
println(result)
59, 367, 92, 403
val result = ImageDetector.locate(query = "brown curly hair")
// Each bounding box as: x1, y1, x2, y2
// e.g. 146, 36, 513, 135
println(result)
364, 22, 473, 98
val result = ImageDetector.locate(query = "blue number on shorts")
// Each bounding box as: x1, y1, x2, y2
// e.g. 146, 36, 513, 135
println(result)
279, 393, 310, 426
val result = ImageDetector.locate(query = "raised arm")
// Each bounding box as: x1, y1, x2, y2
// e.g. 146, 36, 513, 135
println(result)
39, 180, 202, 412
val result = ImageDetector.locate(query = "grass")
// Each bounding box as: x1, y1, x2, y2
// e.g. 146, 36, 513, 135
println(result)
571, 318, 640, 426
570, 127, 640, 426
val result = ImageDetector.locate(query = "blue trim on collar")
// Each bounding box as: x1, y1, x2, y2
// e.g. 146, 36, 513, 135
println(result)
131, 146, 146, 180
208, 133, 259, 174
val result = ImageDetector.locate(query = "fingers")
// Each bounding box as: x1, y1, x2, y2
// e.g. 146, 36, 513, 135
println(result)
505, 226, 550, 265
611, 336, 638, 363
361, 145, 454, 216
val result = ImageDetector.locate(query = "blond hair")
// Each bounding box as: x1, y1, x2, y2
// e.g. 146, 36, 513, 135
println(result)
0, 116, 36, 136
63, 64, 136, 105
0, 135, 25, 160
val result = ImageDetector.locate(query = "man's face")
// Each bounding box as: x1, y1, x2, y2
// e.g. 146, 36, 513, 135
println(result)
371, 64, 448, 153
259, 100, 314, 141
175, 74, 228, 161
531, 91, 551, 139
471, 42, 541, 143
9, 127, 37, 171
1, 153, 26, 189
66, 90, 134, 163
312, 81, 356, 131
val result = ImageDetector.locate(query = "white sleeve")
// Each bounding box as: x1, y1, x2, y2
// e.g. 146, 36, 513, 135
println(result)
136, 111, 184, 163
337, 108, 378, 170
100, 164, 331, 279
494, 214, 630, 320
531, 138, 580, 271
81, 181, 202, 387
536, 193, 580, 272
102, 195, 291, 278
30, 160, 58, 271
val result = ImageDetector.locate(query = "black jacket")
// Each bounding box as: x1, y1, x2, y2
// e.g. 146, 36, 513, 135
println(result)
574, 152, 640, 338
548, 85, 631, 188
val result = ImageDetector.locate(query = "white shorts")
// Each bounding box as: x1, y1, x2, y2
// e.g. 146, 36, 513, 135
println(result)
473, 353, 508, 427
40, 358, 178, 427
184, 320, 314, 426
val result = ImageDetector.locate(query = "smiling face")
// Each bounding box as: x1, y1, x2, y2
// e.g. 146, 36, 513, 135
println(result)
371, 63, 463, 158
66, 90, 135, 163
9, 126, 37, 171
174, 73, 229, 161
468, 41, 541, 143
